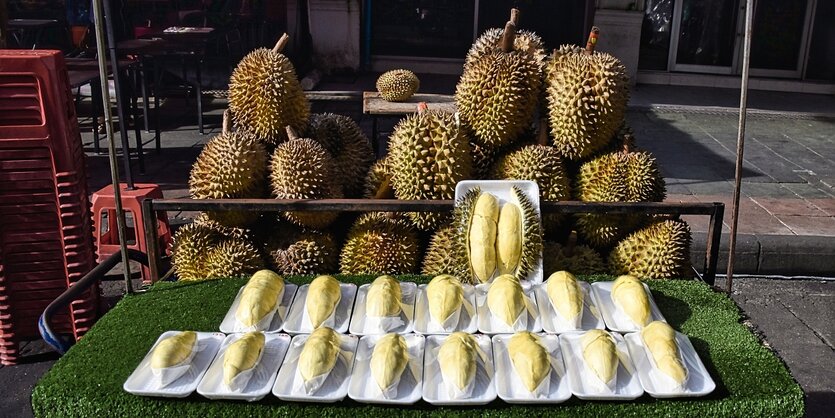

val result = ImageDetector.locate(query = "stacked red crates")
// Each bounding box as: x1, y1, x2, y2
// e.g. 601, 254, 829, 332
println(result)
0, 50, 98, 364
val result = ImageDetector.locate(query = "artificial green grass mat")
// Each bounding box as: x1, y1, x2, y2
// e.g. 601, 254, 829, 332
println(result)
32, 275, 803, 417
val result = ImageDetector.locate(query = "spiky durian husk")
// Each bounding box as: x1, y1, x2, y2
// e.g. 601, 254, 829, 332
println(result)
193, 212, 253, 242
189, 131, 267, 227
471, 141, 501, 180
545, 49, 628, 160
609, 219, 692, 279
465, 28, 546, 72
340, 213, 420, 275
421, 226, 469, 279
228, 48, 309, 146
306, 113, 374, 197
363, 157, 394, 199
542, 241, 607, 276
456, 51, 542, 149
204, 238, 265, 279
376, 69, 420, 102
509, 186, 543, 281
388, 110, 472, 231
269, 138, 343, 229
265, 224, 338, 275
171, 222, 221, 281
452, 187, 484, 284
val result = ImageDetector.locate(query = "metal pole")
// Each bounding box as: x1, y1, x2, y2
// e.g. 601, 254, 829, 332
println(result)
92, 0, 134, 294
101, 0, 134, 189
726, 0, 755, 293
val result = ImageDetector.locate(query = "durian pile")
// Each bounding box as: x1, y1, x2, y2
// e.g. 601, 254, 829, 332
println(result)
171, 11, 693, 283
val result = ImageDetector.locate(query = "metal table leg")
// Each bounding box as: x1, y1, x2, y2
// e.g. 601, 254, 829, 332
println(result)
195, 58, 204, 135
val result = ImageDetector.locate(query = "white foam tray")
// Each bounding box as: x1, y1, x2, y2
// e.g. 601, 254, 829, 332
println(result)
492, 333, 571, 404
219, 283, 298, 333
196, 333, 290, 401
476, 282, 542, 335
348, 334, 426, 405
535, 281, 606, 333
454, 180, 543, 285
349, 282, 417, 335
422, 334, 497, 405
624, 331, 716, 398
272, 332, 359, 403
559, 331, 644, 401
123, 331, 224, 398
591, 281, 666, 332
413, 283, 478, 335
282, 283, 357, 334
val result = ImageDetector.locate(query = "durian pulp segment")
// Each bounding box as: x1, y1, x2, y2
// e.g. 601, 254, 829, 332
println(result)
426, 274, 465, 324
366, 275, 402, 317
468, 192, 499, 283
581, 329, 618, 385
496, 202, 522, 276
487, 274, 526, 326
641, 321, 687, 385
306, 275, 342, 328
438, 332, 479, 390
545, 271, 583, 322
223, 332, 265, 386
236, 270, 285, 327
150, 331, 197, 369
507, 332, 551, 392
370, 333, 410, 391
611, 275, 651, 327
299, 327, 341, 382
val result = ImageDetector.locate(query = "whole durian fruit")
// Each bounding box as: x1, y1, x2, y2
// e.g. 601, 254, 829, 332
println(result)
205, 238, 265, 279
422, 225, 469, 279
189, 111, 267, 228
171, 222, 220, 281
470, 141, 501, 180
388, 104, 472, 231
228, 34, 309, 145
542, 232, 607, 275
609, 219, 692, 280
306, 113, 374, 197
264, 223, 338, 275
340, 213, 421, 275
465, 21, 546, 73
269, 126, 343, 229
363, 157, 395, 199
376, 69, 420, 102
546, 29, 629, 160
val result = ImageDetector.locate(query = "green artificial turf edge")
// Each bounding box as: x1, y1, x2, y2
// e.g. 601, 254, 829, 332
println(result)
32, 275, 804, 417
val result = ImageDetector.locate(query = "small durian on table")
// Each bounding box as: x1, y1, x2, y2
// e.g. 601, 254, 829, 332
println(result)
438, 332, 480, 396
487, 274, 528, 328
581, 329, 619, 388
641, 321, 688, 388
305, 275, 342, 329
235, 269, 285, 329
426, 274, 465, 326
223, 332, 265, 388
366, 275, 402, 317
150, 331, 197, 370
298, 327, 342, 388
369, 333, 410, 397
545, 271, 584, 326
611, 275, 652, 328
507, 331, 551, 393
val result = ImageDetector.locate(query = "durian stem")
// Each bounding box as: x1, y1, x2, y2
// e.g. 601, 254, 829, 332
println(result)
565, 231, 578, 257
537, 118, 549, 145
584, 27, 600, 55
272, 33, 290, 54
510, 8, 520, 26
417, 102, 428, 114
373, 178, 395, 199
622, 137, 633, 154
222, 109, 232, 135
285, 125, 299, 141
500, 21, 517, 53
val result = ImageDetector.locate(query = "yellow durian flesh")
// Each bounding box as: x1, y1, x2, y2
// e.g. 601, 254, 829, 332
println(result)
497, 203, 522, 275
223, 332, 265, 386
306, 275, 342, 328
236, 270, 285, 327
438, 332, 479, 390
581, 329, 618, 385
546, 271, 583, 322
468, 192, 499, 283
642, 321, 687, 385
299, 327, 341, 382
150, 331, 197, 369
426, 274, 464, 324
370, 333, 410, 391
611, 275, 651, 327
487, 274, 526, 326
508, 332, 550, 392
366, 275, 402, 317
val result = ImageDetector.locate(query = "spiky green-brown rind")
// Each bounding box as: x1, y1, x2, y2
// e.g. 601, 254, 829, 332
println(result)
171, 222, 220, 281
388, 110, 472, 231
376, 69, 420, 102
470, 141, 502, 180
204, 238, 265, 279
306, 113, 374, 197
269, 137, 343, 229
340, 213, 421, 275
265, 224, 338, 275
509, 186, 543, 281
465, 28, 546, 72
456, 50, 542, 149
192, 212, 253, 242
542, 241, 607, 276
609, 219, 692, 280
421, 226, 470, 279
452, 187, 482, 284
228, 48, 309, 145
189, 131, 267, 227
363, 157, 394, 199
545, 49, 628, 160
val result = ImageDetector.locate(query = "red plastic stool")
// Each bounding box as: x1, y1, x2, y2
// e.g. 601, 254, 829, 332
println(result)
91, 183, 171, 282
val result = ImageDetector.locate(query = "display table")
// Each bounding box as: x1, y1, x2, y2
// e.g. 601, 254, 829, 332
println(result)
362, 92, 456, 154
32, 275, 803, 417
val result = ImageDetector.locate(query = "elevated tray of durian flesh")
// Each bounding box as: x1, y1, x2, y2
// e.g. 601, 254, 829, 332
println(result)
124, 331, 224, 397
492, 332, 570, 403
535, 270, 605, 333
273, 327, 359, 402
423, 333, 497, 405
283, 275, 357, 334
197, 332, 290, 401
591, 275, 666, 332
454, 180, 543, 284
349, 275, 417, 335
348, 333, 426, 404
477, 273, 541, 334
560, 330, 643, 400
413, 274, 478, 334
625, 321, 716, 397
220, 270, 297, 333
